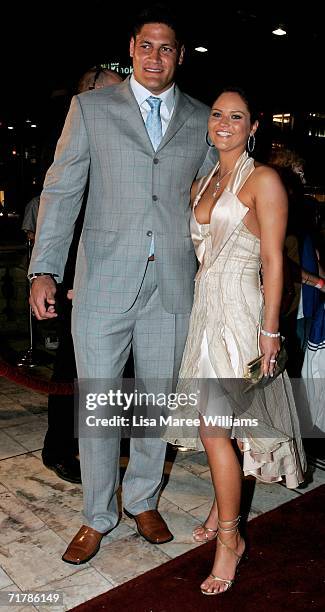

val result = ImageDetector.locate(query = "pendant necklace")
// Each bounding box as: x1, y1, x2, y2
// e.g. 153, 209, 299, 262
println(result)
212, 166, 235, 197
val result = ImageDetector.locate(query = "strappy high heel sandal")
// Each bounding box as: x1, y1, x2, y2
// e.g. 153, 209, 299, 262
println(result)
192, 501, 218, 543
201, 515, 245, 596
192, 524, 218, 543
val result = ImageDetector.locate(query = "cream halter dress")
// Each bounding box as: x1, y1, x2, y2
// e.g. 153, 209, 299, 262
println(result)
165, 152, 306, 488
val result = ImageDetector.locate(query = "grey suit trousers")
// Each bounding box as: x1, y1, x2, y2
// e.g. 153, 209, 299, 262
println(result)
72, 259, 190, 532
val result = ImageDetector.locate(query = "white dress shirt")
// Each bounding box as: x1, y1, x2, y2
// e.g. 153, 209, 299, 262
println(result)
130, 75, 176, 257
130, 74, 175, 138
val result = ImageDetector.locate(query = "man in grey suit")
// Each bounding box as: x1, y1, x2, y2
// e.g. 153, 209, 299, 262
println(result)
29, 5, 216, 564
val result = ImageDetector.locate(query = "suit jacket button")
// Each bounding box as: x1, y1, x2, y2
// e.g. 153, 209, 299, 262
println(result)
147, 230, 153, 237
152, 195, 158, 202
153, 158, 159, 164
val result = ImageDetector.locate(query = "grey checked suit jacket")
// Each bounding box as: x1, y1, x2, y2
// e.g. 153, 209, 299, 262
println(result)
29, 77, 216, 314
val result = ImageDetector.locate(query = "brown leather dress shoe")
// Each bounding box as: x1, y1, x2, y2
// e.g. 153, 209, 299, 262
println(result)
62, 525, 109, 564
124, 508, 173, 544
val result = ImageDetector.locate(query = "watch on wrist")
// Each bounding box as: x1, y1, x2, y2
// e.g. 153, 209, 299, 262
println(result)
28, 273, 57, 284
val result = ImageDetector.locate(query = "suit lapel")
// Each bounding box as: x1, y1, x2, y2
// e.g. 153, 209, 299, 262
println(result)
116, 77, 153, 151
157, 86, 195, 150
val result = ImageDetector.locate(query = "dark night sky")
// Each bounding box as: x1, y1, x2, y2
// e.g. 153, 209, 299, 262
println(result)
2, 1, 324, 116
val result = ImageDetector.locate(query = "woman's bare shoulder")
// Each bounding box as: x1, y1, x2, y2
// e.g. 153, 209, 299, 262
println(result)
253, 162, 284, 186
252, 162, 288, 211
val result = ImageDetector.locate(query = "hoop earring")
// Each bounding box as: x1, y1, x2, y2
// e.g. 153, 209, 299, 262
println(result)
205, 131, 215, 147
247, 133, 255, 153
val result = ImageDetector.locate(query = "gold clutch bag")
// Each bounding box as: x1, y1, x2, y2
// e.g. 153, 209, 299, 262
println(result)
243, 342, 288, 393
243, 354, 264, 386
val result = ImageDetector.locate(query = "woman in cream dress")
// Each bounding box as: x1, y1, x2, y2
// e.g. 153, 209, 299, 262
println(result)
166, 88, 306, 595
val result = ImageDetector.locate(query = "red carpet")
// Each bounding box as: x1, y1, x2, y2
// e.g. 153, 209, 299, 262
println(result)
71, 485, 325, 611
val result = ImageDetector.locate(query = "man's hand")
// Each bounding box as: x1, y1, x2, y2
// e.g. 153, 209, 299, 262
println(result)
29, 276, 58, 320
26, 231, 35, 243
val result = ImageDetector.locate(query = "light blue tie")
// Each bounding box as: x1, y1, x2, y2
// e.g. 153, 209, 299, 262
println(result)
145, 97, 162, 257
145, 96, 162, 150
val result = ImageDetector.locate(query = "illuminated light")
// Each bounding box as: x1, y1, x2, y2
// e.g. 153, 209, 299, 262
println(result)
31, 124, 37, 128
195, 46, 208, 52
272, 26, 287, 36
8, 126, 14, 130
272, 113, 292, 126
25, 119, 31, 123
12, 150, 17, 155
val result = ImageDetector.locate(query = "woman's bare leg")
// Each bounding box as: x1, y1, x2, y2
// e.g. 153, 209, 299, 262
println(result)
200, 422, 245, 594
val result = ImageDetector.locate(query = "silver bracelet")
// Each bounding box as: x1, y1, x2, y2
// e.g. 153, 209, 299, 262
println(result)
261, 328, 281, 338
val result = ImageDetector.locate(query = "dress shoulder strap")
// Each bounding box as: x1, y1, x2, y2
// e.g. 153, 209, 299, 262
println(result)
196, 175, 206, 193
228, 152, 255, 194
193, 162, 220, 207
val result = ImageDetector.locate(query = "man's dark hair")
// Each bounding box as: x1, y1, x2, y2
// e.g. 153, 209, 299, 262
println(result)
132, 3, 184, 47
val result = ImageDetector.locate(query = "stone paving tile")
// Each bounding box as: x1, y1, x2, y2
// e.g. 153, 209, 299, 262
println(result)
0, 566, 14, 588
0, 485, 45, 545
0, 585, 38, 612
0, 430, 27, 460
0, 398, 39, 428
2, 420, 47, 452
162, 464, 214, 511
0, 528, 84, 591
90, 534, 171, 586
35, 567, 114, 612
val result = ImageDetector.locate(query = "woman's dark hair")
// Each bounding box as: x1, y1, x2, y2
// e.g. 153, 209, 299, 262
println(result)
215, 86, 260, 124
132, 3, 184, 47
